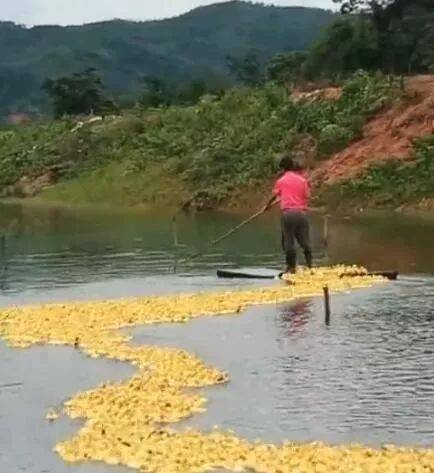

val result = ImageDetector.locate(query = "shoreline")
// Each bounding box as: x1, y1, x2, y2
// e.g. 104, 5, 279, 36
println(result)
1, 195, 433, 221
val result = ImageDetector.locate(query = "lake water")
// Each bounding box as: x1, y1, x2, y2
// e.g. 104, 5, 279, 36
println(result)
0, 202, 433, 473
0, 202, 432, 300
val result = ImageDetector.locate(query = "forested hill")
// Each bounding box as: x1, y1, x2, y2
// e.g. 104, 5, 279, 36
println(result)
0, 1, 334, 116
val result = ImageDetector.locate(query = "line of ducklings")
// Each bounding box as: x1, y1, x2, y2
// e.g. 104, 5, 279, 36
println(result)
1, 266, 432, 473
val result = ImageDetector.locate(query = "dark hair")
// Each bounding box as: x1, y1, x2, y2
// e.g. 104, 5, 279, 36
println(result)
279, 155, 295, 171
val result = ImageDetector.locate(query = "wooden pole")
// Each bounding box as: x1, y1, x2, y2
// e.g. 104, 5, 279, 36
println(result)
176, 207, 266, 268
0, 382, 23, 390
323, 215, 329, 248
0, 234, 6, 272
172, 217, 179, 247
324, 286, 331, 325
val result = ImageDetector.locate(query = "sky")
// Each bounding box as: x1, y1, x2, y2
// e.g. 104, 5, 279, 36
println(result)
2, 0, 336, 26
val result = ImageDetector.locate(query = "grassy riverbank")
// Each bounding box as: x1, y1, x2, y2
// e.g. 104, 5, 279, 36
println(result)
39, 162, 189, 207
0, 72, 433, 211
0, 73, 398, 207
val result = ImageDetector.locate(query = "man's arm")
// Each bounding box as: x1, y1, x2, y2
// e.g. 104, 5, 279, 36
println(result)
262, 194, 279, 213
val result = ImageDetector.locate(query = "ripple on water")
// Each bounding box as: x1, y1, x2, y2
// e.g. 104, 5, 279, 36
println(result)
131, 277, 434, 447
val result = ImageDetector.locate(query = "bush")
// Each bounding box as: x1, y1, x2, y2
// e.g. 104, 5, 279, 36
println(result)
318, 124, 354, 156
0, 130, 14, 145
0, 73, 398, 205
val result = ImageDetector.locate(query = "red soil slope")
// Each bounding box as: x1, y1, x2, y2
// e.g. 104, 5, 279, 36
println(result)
313, 75, 434, 184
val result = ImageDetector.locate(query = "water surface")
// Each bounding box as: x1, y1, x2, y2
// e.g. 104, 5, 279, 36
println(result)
0, 202, 432, 299
0, 202, 433, 473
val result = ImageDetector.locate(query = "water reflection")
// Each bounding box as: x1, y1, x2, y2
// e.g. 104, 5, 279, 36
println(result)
0, 202, 432, 298
132, 277, 434, 447
278, 300, 312, 336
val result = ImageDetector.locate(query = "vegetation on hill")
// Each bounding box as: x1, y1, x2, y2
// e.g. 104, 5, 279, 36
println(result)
42, 68, 118, 117
311, 75, 434, 185
20, 0, 432, 121
0, 0, 433, 210
0, 72, 398, 207
0, 1, 334, 117
308, 0, 434, 77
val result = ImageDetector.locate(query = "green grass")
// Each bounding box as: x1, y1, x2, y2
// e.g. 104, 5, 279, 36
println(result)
39, 162, 189, 207
0, 72, 398, 208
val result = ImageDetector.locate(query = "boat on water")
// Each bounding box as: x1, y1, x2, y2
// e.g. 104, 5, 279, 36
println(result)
217, 269, 399, 281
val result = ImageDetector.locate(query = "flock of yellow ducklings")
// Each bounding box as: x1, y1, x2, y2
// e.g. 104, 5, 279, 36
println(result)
1, 265, 433, 473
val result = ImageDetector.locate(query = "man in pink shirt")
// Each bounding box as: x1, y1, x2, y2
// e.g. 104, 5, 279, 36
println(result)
264, 156, 312, 273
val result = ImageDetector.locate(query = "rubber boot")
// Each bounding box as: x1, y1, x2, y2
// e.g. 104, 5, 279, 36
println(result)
304, 249, 313, 269
285, 251, 297, 274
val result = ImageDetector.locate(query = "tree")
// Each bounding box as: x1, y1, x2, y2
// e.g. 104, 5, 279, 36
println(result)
267, 51, 307, 86
334, 1, 395, 14
226, 53, 264, 86
332, 0, 434, 73
419, 25, 434, 72
305, 17, 381, 78
176, 80, 208, 105
138, 76, 172, 108
388, 3, 434, 73
333, 1, 434, 41
43, 68, 114, 117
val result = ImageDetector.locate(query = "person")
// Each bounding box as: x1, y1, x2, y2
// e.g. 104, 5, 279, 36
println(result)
263, 155, 313, 273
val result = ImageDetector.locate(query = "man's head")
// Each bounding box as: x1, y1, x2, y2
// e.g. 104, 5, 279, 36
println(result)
279, 155, 296, 172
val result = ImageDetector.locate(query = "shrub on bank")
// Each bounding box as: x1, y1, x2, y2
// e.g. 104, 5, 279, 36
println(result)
0, 72, 398, 205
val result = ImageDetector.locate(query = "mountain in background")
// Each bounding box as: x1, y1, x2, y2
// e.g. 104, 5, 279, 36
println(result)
0, 1, 335, 117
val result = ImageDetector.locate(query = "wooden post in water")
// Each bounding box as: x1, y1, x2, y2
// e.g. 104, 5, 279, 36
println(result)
324, 286, 331, 325
0, 234, 5, 271
323, 215, 330, 248
172, 217, 179, 247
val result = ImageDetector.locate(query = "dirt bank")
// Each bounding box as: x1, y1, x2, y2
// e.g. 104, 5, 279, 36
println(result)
313, 75, 434, 184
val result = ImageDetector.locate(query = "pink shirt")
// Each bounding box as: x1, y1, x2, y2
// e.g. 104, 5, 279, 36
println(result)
273, 171, 310, 211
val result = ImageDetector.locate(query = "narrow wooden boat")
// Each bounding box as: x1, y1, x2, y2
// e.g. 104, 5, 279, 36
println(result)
217, 269, 399, 281
217, 269, 277, 280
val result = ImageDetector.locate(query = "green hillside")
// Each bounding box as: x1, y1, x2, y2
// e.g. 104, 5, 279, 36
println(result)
0, 1, 334, 116
0, 72, 406, 209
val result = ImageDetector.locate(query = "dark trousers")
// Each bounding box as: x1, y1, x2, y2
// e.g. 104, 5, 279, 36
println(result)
281, 210, 313, 272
